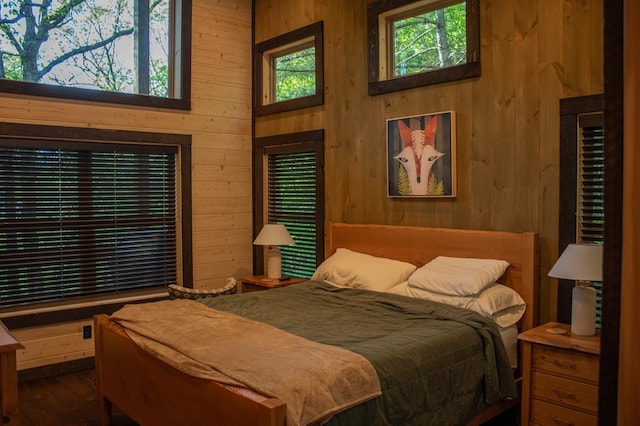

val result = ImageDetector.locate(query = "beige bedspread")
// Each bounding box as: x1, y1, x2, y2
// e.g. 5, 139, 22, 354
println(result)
111, 299, 382, 426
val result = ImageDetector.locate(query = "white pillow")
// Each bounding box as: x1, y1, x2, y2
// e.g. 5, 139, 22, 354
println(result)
312, 248, 417, 292
388, 281, 526, 328
407, 256, 509, 296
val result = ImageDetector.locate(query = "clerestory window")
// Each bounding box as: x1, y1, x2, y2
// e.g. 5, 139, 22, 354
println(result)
0, 0, 191, 109
254, 22, 324, 116
368, 0, 480, 95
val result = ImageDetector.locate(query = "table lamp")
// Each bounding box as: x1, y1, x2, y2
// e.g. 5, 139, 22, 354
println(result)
253, 224, 294, 280
548, 243, 603, 336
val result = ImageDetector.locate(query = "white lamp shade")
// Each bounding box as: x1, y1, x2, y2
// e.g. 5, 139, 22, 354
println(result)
548, 243, 603, 336
253, 224, 294, 246
253, 224, 293, 280
548, 243, 603, 282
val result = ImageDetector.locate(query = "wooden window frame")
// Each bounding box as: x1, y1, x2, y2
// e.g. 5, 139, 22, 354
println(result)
0, 122, 192, 328
253, 22, 324, 116
558, 94, 604, 324
0, 0, 192, 110
253, 130, 325, 275
367, 0, 480, 96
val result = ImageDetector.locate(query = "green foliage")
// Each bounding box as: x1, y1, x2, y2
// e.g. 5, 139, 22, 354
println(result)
392, 2, 467, 77
151, 62, 169, 97
427, 174, 445, 195
274, 46, 316, 102
397, 169, 444, 196
397, 167, 412, 196
0, 53, 21, 80
0, 0, 170, 97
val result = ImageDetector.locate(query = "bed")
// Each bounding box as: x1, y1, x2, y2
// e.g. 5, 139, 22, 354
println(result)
94, 222, 538, 426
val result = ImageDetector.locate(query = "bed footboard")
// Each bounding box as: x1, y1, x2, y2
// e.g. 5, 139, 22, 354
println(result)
94, 314, 286, 426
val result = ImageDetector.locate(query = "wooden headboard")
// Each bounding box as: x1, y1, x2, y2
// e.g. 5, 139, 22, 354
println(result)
325, 222, 539, 331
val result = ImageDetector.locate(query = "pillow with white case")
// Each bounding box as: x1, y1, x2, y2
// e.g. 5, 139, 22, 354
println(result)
388, 281, 525, 328
408, 256, 510, 296
312, 248, 417, 292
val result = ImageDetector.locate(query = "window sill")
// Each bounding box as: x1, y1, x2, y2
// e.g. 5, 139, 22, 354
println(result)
0, 288, 168, 329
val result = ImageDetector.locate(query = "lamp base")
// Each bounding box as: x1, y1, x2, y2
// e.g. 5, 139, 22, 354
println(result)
266, 247, 282, 279
571, 282, 597, 336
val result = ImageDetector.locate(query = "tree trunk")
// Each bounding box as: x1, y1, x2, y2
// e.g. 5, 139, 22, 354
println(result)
434, 9, 451, 68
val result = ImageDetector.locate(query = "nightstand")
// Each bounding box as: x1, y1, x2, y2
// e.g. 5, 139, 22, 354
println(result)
0, 321, 23, 425
239, 275, 306, 293
519, 322, 600, 426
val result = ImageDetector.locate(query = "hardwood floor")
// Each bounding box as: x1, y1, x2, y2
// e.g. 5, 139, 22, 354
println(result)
17, 369, 137, 426
15, 367, 518, 426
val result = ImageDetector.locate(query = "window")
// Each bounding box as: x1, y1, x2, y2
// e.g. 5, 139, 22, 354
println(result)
577, 115, 605, 244
0, 123, 192, 325
368, 0, 480, 95
273, 43, 316, 103
254, 131, 324, 277
0, 0, 191, 110
558, 95, 604, 327
254, 22, 324, 116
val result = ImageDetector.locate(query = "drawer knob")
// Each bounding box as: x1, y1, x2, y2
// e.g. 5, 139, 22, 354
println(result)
553, 387, 577, 400
553, 359, 577, 370
551, 416, 575, 426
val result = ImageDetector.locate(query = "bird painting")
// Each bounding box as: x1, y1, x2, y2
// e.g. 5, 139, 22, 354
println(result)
392, 117, 445, 196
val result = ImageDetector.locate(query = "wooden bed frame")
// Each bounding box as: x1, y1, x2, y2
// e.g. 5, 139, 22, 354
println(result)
94, 222, 538, 426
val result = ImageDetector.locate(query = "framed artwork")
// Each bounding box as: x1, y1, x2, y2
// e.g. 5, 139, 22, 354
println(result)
387, 111, 456, 198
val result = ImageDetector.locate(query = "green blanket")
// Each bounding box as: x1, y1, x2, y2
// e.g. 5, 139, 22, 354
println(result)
202, 281, 517, 425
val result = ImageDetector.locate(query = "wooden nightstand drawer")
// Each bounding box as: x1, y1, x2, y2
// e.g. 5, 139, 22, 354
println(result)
532, 371, 598, 412
533, 345, 599, 382
532, 399, 597, 426
519, 322, 601, 426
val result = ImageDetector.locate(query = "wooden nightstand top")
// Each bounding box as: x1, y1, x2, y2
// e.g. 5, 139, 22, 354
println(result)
239, 275, 306, 289
518, 322, 601, 355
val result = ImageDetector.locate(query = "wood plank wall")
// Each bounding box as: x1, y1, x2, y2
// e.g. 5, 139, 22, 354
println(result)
2, 0, 253, 369
620, 0, 640, 421
254, 0, 604, 324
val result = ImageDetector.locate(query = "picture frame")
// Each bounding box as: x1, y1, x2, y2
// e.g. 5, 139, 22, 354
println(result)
387, 111, 456, 198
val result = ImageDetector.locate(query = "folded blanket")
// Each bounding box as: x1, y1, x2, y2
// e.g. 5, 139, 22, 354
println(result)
111, 299, 382, 426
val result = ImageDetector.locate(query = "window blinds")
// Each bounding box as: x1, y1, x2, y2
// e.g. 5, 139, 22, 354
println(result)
0, 141, 177, 308
267, 151, 317, 278
578, 114, 605, 326
578, 117, 605, 243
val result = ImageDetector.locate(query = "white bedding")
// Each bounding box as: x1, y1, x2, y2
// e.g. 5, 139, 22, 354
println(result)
497, 323, 519, 368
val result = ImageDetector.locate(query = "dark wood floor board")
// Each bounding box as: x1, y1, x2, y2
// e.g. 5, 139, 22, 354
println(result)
18, 369, 136, 426
17, 367, 518, 425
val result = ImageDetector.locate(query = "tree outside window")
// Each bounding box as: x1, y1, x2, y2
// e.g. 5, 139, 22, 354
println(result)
254, 21, 323, 115
0, 0, 189, 107
368, 0, 479, 95
391, 2, 467, 77
273, 44, 316, 103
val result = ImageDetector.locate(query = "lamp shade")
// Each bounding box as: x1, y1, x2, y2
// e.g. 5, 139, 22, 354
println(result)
253, 224, 294, 280
548, 243, 603, 282
253, 224, 294, 246
548, 243, 603, 336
